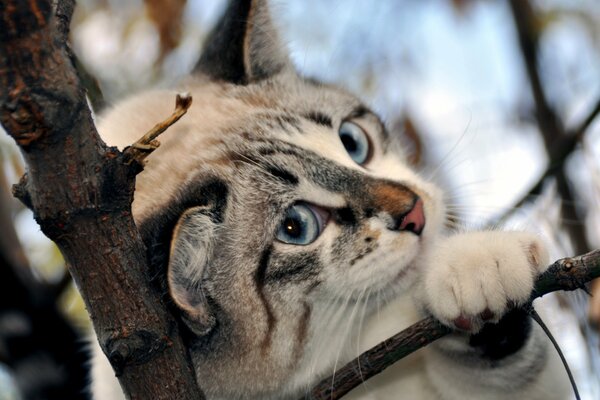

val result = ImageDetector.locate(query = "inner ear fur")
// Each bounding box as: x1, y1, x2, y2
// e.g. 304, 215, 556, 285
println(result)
195, 0, 292, 84
168, 205, 220, 336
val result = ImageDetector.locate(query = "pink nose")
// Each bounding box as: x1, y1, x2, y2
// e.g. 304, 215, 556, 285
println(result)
399, 198, 425, 235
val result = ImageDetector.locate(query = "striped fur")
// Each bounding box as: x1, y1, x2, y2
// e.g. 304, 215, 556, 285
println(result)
90, 1, 569, 399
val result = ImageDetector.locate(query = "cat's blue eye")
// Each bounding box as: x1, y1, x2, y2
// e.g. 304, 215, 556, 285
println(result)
276, 203, 327, 245
339, 121, 370, 165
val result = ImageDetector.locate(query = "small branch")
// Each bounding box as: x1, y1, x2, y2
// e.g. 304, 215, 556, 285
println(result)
124, 93, 192, 165
487, 92, 599, 227
304, 249, 600, 400
490, 2, 599, 241
572, 97, 600, 139
508, 0, 590, 256
54, 0, 75, 42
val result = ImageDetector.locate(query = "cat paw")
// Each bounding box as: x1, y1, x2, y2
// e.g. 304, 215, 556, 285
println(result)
420, 231, 549, 332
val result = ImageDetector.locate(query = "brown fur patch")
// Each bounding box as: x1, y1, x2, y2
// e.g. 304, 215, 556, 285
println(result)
370, 182, 416, 217
239, 92, 275, 107
208, 155, 233, 166
293, 302, 311, 361
527, 242, 541, 270
350, 246, 375, 266
363, 228, 381, 243
255, 246, 277, 355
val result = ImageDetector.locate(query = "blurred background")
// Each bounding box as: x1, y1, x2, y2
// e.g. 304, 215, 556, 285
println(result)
1, 0, 599, 398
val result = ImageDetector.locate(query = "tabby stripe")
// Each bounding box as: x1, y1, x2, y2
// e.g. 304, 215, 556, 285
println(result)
346, 105, 389, 141
304, 111, 332, 128
229, 149, 299, 186
347, 105, 369, 120
254, 245, 276, 353
265, 166, 299, 185
254, 112, 301, 134
293, 301, 311, 361
264, 251, 321, 285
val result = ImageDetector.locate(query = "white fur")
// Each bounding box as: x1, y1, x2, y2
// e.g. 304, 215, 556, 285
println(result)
90, 80, 570, 398
89, 21, 570, 397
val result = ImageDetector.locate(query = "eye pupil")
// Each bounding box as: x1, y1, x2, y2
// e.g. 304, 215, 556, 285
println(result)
276, 203, 326, 245
340, 134, 357, 153
285, 218, 301, 238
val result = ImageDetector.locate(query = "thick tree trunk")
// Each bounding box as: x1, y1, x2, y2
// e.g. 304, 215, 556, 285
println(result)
0, 1, 204, 399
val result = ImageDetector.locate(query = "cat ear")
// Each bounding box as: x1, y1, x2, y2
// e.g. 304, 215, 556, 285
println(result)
167, 206, 219, 336
195, 0, 292, 84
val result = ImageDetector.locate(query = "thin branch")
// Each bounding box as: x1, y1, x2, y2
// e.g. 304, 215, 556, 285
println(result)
489, 2, 597, 252
487, 90, 599, 227
573, 97, 600, 139
508, 0, 565, 149
508, 0, 590, 256
304, 249, 600, 400
124, 93, 192, 165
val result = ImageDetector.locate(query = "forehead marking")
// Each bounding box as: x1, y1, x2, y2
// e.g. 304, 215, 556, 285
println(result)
303, 111, 333, 128
265, 166, 299, 185
371, 182, 416, 217
254, 112, 301, 134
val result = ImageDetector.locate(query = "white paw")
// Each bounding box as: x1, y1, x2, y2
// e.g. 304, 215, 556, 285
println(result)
420, 231, 548, 332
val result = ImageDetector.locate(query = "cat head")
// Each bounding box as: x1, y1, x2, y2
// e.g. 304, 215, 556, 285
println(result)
102, 0, 445, 398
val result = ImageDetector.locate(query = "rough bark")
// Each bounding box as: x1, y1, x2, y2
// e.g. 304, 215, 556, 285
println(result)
0, 174, 88, 399
0, 1, 203, 399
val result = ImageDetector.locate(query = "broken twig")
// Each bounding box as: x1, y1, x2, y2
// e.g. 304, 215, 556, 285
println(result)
124, 93, 193, 164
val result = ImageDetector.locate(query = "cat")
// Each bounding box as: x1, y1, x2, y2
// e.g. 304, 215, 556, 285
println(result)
90, 0, 569, 399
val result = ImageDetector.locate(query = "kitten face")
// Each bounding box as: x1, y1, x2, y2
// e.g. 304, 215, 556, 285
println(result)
97, 1, 444, 398
93, 3, 565, 400
104, 75, 444, 398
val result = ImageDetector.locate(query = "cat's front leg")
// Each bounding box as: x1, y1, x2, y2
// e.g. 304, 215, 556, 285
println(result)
420, 231, 548, 332
416, 231, 569, 400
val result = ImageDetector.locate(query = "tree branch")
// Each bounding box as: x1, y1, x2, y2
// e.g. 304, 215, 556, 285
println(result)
0, 1, 203, 399
572, 96, 600, 139
304, 249, 600, 400
507, 0, 590, 255
488, 85, 599, 227
123, 93, 192, 165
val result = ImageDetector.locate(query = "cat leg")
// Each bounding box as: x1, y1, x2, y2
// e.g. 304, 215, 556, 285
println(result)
415, 231, 570, 400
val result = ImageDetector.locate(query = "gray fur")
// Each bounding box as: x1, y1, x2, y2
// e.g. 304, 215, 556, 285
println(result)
90, 1, 569, 399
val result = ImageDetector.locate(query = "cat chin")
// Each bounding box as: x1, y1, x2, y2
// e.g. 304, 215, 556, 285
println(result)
373, 263, 421, 301
339, 257, 421, 304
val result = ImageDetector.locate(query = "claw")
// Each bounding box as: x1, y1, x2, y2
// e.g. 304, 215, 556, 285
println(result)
453, 315, 472, 331
480, 308, 494, 321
